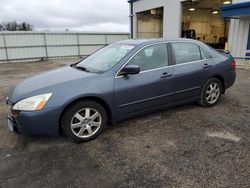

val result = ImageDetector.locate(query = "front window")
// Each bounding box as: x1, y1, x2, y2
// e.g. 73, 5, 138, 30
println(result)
77, 43, 135, 73
127, 43, 168, 72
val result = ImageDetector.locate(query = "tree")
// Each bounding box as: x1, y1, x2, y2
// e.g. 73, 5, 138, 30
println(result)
1, 21, 33, 31
20, 22, 33, 31
0, 24, 7, 31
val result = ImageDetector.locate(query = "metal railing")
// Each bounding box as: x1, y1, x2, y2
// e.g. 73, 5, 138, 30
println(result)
0, 31, 129, 63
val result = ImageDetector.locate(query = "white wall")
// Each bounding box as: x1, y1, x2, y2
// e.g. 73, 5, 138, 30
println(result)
233, 0, 250, 3
227, 0, 250, 58
228, 19, 250, 58
131, 0, 183, 38
163, 0, 182, 38
0, 32, 129, 63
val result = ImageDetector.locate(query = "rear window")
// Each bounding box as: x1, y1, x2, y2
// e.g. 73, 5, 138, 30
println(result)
200, 47, 211, 59
172, 42, 201, 64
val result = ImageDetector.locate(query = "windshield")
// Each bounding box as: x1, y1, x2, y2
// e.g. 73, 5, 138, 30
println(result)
76, 43, 135, 73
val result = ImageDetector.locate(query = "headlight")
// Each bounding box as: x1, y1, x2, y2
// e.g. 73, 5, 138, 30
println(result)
13, 93, 52, 111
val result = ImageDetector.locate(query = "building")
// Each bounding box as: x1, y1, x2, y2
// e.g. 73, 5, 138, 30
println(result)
220, 0, 250, 59
128, 0, 250, 60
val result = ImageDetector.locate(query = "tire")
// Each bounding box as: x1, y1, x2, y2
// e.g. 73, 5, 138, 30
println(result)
199, 78, 222, 107
61, 100, 107, 142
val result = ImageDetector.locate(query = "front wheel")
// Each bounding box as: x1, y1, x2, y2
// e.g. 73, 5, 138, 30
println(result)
62, 101, 107, 142
199, 78, 222, 107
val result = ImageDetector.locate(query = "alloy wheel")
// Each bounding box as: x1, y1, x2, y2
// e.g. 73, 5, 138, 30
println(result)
70, 108, 102, 138
205, 82, 220, 104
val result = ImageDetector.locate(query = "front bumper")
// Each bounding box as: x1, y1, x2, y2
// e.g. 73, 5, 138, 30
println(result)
7, 114, 16, 132
7, 107, 60, 136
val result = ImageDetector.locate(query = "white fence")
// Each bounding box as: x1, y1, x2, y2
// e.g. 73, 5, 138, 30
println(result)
0, 32, 129, 63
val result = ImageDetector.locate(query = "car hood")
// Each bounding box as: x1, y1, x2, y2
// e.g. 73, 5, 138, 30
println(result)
8, 65, 96, 103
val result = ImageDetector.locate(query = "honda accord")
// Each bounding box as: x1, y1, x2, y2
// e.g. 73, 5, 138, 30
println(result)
6, 38, 236, 142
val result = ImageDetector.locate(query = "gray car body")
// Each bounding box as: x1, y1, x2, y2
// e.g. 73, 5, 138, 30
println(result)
7, 38, 236, 136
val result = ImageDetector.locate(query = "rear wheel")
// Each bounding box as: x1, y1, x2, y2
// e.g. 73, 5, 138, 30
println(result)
199, 78, 222, 107
62, 101, 107, 142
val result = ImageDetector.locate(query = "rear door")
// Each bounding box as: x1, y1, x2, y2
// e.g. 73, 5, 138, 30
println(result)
170, 42, 213, 101
114, 43, 174, 117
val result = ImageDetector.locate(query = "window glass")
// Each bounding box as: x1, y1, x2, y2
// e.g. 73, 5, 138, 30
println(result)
127, 43, 168, 72
172, 42, 201, 64
77, 43, 135, 73
200, 47, 210, 59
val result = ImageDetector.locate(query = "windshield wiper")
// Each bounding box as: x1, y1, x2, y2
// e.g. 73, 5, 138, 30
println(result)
72, 64, 90, 72
76, 66, 90, 72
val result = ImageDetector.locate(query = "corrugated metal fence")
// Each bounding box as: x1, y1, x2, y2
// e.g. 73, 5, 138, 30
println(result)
0, 32, 129, 63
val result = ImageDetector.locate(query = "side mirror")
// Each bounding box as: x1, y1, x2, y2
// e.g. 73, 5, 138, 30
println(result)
119, 65, 140, 76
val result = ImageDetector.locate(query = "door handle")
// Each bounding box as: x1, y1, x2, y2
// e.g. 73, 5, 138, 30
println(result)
203, 63, 212, 69
161, 72, 172, 78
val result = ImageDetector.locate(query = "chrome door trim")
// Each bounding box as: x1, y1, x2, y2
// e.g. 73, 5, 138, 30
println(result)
115, 41, 213, 79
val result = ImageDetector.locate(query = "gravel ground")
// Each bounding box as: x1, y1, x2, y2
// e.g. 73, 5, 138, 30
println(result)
0, 60, 249, 188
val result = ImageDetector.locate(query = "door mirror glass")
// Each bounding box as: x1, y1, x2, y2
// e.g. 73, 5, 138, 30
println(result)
119, 65, 140, 76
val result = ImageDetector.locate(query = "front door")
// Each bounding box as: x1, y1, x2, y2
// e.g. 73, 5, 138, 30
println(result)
114, 43, 174, 117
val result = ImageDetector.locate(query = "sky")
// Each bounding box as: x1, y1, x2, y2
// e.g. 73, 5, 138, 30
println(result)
0, 0, 129, 32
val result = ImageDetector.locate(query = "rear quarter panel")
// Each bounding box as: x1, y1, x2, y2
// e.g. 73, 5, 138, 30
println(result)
212, 52, 236, 89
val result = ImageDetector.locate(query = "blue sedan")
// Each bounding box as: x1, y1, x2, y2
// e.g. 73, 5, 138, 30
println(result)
6, 38, 236, 142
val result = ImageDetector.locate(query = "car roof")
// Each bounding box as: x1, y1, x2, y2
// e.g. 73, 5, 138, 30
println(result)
115, 38, 220, 58
116, 38, 200, 46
